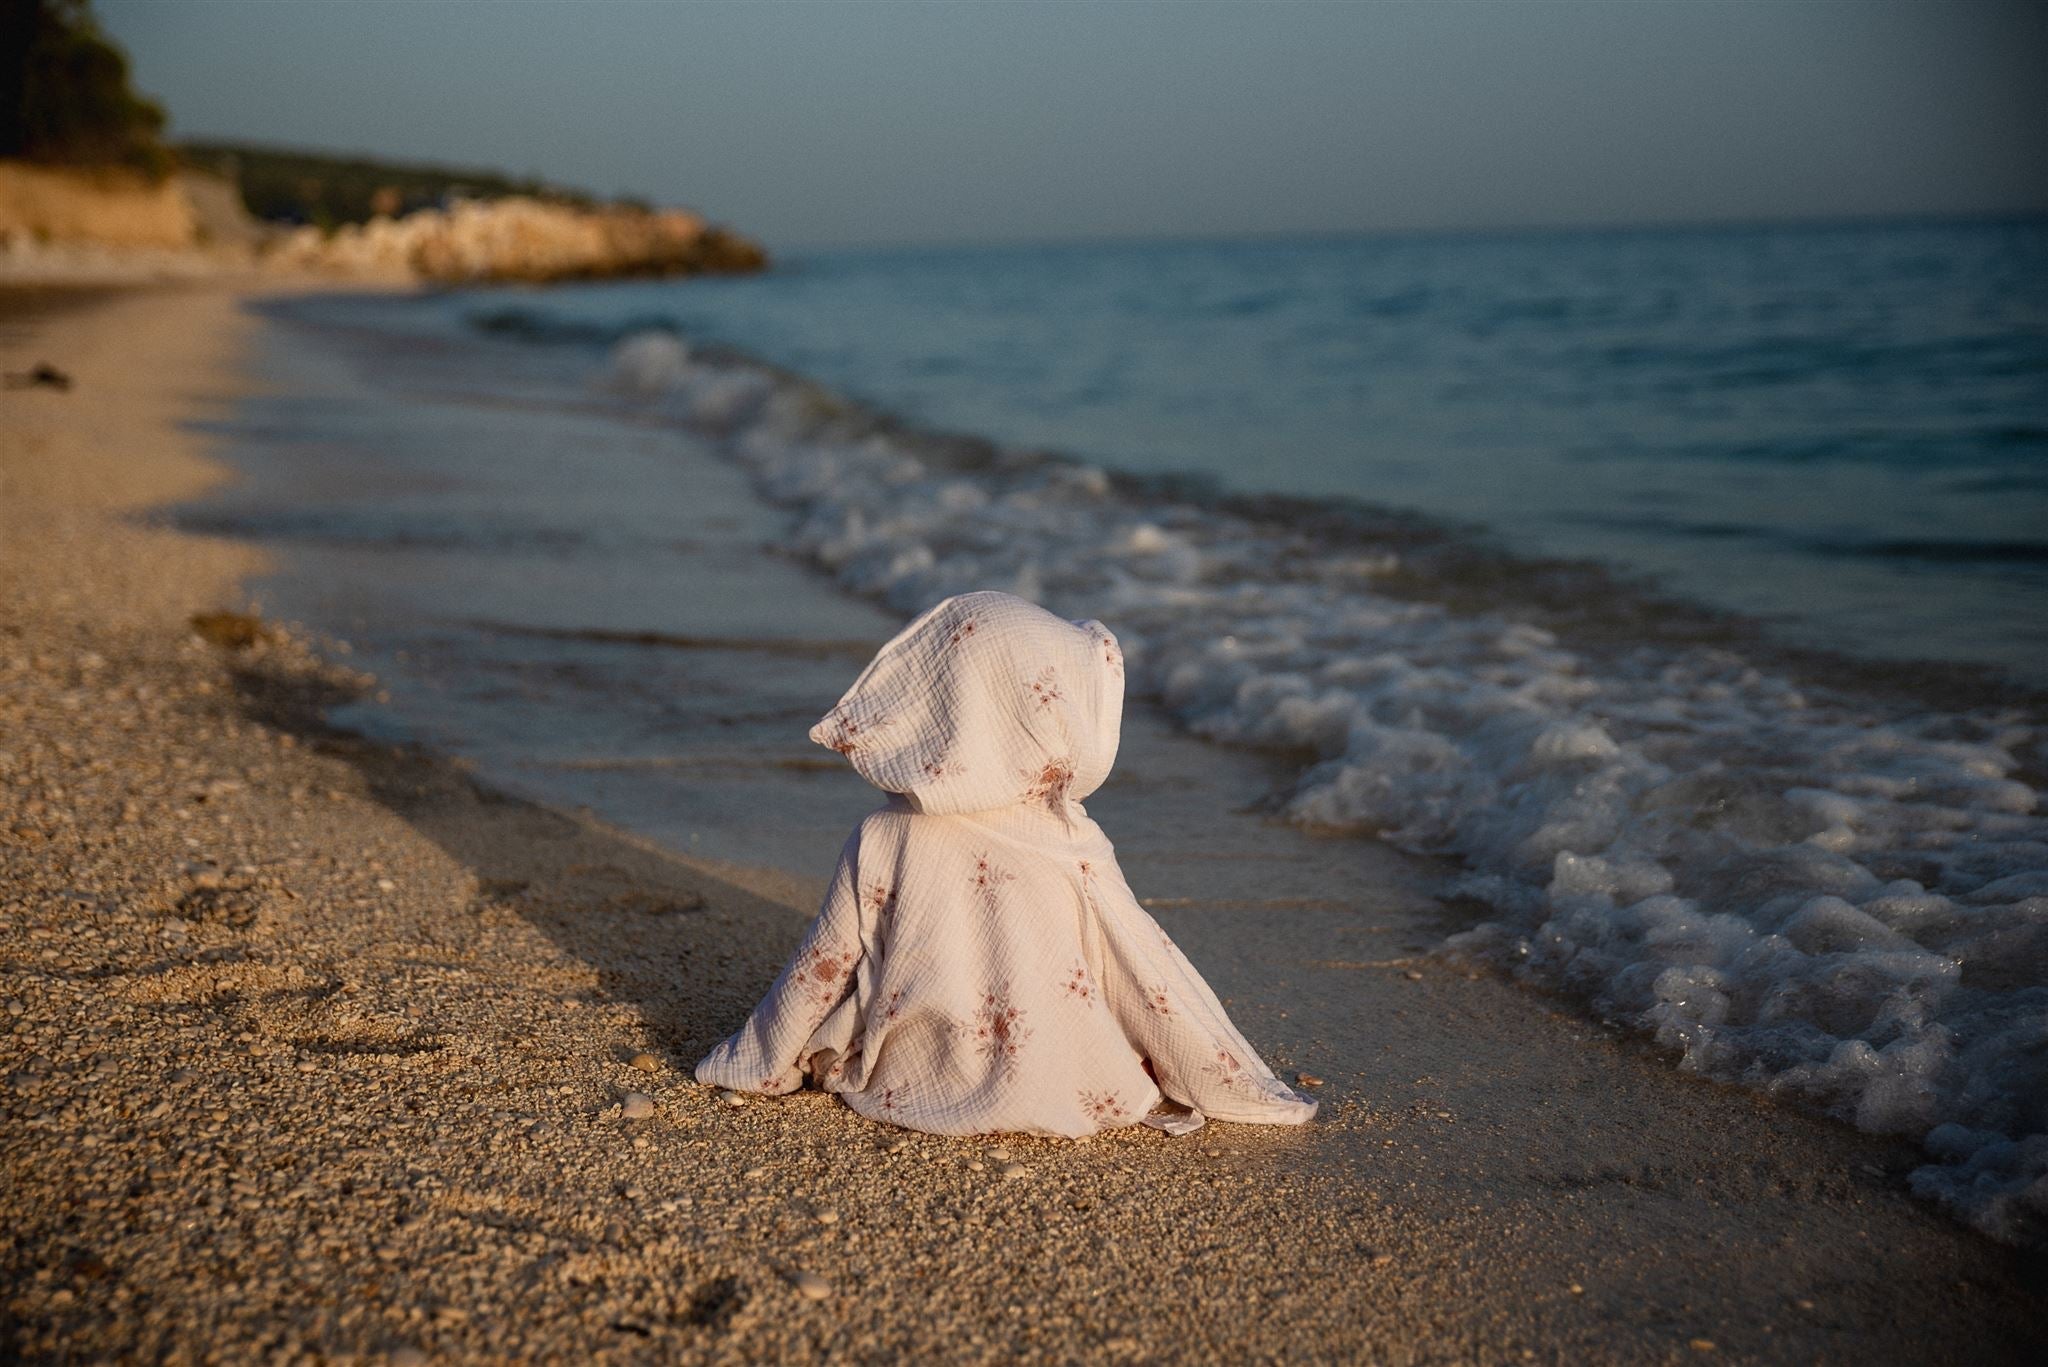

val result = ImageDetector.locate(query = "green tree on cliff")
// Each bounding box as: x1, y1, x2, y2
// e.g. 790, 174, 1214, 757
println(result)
0, 0, 170, 175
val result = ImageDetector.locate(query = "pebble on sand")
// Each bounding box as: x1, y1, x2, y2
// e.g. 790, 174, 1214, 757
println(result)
620, 1092, 655, 1120
719, 1089, 746, 1108
791, 1270, 832, 1301
815, 1209, 840, 1225
998, 1162, 1027, 1180
1296, 1073, 1325, 1088
628, 1051, 660, 1073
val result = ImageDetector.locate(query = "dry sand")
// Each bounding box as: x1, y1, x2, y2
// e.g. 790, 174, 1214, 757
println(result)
1, 284, 2043, 1364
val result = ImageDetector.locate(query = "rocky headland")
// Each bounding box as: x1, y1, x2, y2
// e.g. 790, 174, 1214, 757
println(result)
0, 160, 766, 286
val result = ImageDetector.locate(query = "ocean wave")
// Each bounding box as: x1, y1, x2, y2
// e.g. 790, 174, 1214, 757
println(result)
599, 326, 2047, 1244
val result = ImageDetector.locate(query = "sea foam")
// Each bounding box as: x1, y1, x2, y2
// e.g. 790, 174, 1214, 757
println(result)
608, 331, 2048, 1243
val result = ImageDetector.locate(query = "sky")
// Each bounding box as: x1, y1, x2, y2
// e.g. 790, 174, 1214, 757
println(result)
96, 0, 2048, 250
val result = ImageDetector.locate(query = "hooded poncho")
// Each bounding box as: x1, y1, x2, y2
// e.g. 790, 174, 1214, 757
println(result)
694, 591, 1316, 1136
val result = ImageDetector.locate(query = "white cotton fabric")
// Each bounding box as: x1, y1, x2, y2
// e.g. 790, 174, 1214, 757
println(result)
695, 591, 1316, 1136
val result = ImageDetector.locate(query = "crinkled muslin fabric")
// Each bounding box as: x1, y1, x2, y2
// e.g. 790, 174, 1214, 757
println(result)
694, 591, 1316, 1136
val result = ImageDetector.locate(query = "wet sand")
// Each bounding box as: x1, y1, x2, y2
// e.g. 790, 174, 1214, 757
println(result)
1, 284, 2043, 1364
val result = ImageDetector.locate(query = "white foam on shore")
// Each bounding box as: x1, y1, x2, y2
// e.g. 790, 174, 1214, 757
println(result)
609, 332, 2048, 1243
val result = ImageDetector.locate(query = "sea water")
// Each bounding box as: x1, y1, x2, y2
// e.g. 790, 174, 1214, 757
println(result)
485, 221, 2048, 683
212, 219, 2047, 1243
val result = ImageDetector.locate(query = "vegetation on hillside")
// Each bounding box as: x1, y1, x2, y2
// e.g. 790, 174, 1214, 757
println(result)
0, 0, 768, 276
176, 141, 607, 230
0, 0, 170, 176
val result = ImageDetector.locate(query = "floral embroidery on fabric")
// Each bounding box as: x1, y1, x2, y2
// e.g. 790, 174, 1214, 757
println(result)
1028, 666, 1063, 708
1205, 1048, 1249, 1091
948, 618, 978, 646
880, 988, 905, 1022
789, 938, 857, 1013
880, 1087, 901, 1115
1078, 859, 1104, 915
1096, 629, 1124, 678
921, 757, 961, 780
1079, 1089, 1130, 1125
963, 984, 1031, 1078
1143, 985, 1173, 1017
820, 705, 891, 756
1062, 962, 1097, 1007
863, 880, 897, 919
1021, 756, 1076, 808
1201, 1047, 1295, 1101
970, 851, 1017, 915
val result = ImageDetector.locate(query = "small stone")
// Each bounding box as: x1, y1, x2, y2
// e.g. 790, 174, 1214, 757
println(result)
620, 1092, 655, 1120
1569, 1283, 1585, 1296
1295, 1073, 1324, 1088
967, 1160, 985, 1172
375, 879, 397, 893
815, 1209, 839, 1225
791, 1270, 831, 1301
988, 1147, 1013, 1163
720, 1090, 746, 1108
997, 1162, 1027, 1180
887, 1137, 908, 1154
621, 1183, 646, 1200
296, 1059, 318, 1073
743, 1166, 767, 1179
1688, 1340, 1716, 1353
629, 1052, 660, 1073
1370, 1253, 1395, 1267
1794, 1298, 1816, 1311
1203, 1148, 1223, 1158
1403, 969, 1424, 981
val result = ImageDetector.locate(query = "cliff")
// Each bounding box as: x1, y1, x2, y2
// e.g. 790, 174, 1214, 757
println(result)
266, 196, 767, 284
0, 161, 766, 286
0, 161, 197, 248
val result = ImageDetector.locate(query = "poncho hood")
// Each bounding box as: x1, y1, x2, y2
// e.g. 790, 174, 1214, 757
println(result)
809, 590, 1125, 818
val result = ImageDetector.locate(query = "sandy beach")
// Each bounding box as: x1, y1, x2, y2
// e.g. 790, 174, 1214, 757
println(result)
3, 283, 2044, 1364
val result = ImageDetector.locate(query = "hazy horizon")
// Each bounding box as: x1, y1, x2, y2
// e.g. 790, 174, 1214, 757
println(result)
97, 0, 2048, 251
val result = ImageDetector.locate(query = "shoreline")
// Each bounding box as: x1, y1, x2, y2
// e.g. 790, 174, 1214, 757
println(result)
3, 282, 2044, 1363
466, 284, 2048, 712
